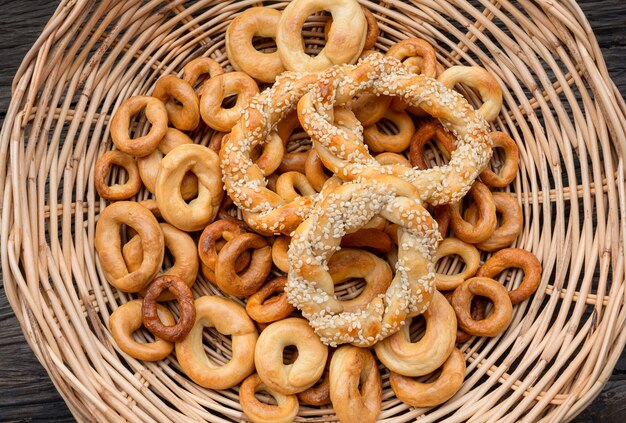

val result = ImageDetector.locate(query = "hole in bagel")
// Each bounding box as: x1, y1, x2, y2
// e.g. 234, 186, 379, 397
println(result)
220, 94, 238, 110
436, 253, 466, 277
254, 388, 279, 406
487, 145, 505, 175
282, 345, 298, 365
375, 118, 399, 135
301, 11, 331, 54
201, 326, 233, 365
252, 36, 277, 54
408, 315, 427, 343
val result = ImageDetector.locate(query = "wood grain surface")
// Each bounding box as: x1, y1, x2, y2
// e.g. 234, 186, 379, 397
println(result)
0, 0, 625, 422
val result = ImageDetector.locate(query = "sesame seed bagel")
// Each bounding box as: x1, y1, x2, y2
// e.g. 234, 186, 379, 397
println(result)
297, 52, 496, 206
286, 178, 439, 347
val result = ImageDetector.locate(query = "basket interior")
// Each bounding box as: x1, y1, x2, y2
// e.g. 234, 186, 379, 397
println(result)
2, 0, 626, 422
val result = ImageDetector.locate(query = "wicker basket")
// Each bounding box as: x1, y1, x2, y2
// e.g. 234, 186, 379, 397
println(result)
2, 0, 626, 421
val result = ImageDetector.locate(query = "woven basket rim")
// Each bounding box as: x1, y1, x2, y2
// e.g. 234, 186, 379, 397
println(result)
2, 0, 626, 422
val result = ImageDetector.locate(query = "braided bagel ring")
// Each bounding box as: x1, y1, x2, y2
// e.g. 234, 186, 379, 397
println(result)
297, 52, 493, 207
155, 144, 223, 232
465, 191, 523, 251
374, 291, 456, 377
390, 348, 466, 408
329, 345, 382, 423
94, 150, 142, 200
152, 75, 200, 131
225, 7, 286, 83
109, 300, 174, 361
276, 0, 367, 72
95, 201, 164, 292
255, 318, 328, 395
123, 222, 198, 301
137, 127, 197, 200
239, 373, 299, 423
175, 296, 257, 390
286, 178, 438, 347
110, 96, 168, 157
476, 248, 542, 304
434, 237, 481, 290
451, 277, 513, 337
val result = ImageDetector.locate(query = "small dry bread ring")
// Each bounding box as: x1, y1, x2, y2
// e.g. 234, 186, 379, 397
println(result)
246, 277, 295, 323
215, 233, 272, 297
480, 131, 519, 187
408, 121, 457, 170
271, 235, 291, 274
386, 37, 438, 78
182, 57, 224, 92
176, 296, 258, 389
226, 7, 286, 83
277, 0, 367, 72
363, 108, 415, 153
239, 373, 299, 423
110, 95, 168, 157
434, 237, 481, 290
304, 149, 331, 192
437, 66, 503, 122
142, 275, 195, 343
208, 131, 227, 154
329, 345, 382, 423
94, 150, 142, 200
199, 72, 259, 132
374, 291, 456, 377
198, 219, 249, 283
375, 152, 412, 167
152, 75, 200, 131
155, 144, 223, 232
449, 181, 497, 244
340, 228, 393, 254
275, 171, 317, 202
451, 277, 513, 337
390, 348, 466, 408
327, 248, 392, 312
137, 127, 197, 200
297, 350, 333, 406
95, 201, 164, 292
324, 6, 379, 51
255, 318, 328, 395
453, 296, 486, 344
465, 191, 523, 252
476, 248, 542, 304
122, 223, 198, 301
110, 300, 174, 361
350, 92, 392, 127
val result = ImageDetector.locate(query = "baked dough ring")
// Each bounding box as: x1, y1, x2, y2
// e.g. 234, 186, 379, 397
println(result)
175, 296, 257, 389
226, 7, 285, 83
374, 291, 456, 377
155, 144, 223, 232
94, 150, 142, 200
390, 348, 465, 408
239, 373, 299, 423
329, 345, 382, 423
110, 299, 174, 361
199, 72, 259, 132
95, 201, 164, 293
434, 237, 480, 290
363, 108, 415, 153
152, 74, 200, 131
276, 0, 367, 72
110, 96, 168, 157
255, 318, 328, 395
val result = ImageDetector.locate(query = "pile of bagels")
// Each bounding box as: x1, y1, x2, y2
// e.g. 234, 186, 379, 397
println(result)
94, 0, 542, 421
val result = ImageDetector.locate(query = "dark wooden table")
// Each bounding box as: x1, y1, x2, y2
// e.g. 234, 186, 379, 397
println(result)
1, 1, 625, 421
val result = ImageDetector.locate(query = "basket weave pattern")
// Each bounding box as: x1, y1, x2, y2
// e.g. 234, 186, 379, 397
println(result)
2, 0, 626, 421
